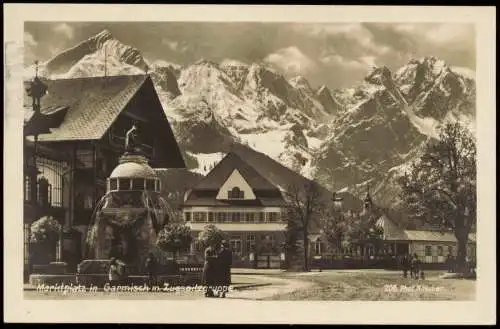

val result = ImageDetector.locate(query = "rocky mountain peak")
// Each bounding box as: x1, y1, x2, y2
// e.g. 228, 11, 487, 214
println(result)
364, 66, 393, 86
92, 29, 114, 44
32, 32, 476, 210
315, 84, 343, 115
194, 58, 219, 67
289, 75, 312, 91
43, 29, 148, 76
220, 59, 249, 68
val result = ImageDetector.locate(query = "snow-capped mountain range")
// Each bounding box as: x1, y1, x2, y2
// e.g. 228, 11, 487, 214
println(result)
25, 30, 476, 207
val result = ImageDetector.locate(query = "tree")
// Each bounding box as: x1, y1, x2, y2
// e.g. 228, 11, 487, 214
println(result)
398, 122, 476, 274
319, 193, 345, 255
342, 211, 384, 255
156, 223, 193, 261
197, 224, 229, 249
283, 210, 302, 266
285, 182, 325, 271
163, 190, 186, 224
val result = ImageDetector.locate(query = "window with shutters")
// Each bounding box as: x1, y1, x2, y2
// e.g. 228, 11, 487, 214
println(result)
228, 187, 244, 199
268, 212, 278, 222
231, 212, 241, 222
193, 212, 206, 223
230, 235, 242, 255
425, 246, 432, 256
216, 212, 226, 223
246, 234, 256, 254
245, 212, 255, 223
258, 212, 265, 222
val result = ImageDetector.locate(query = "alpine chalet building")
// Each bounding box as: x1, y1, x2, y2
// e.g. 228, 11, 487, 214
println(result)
183, 152, 288, 268
23, 74, 185, 279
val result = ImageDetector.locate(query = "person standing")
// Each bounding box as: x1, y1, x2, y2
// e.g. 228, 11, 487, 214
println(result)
218, 241, 233, 298
445, 253, 453, 273
202, 245, 217, 297
402, 254, 409, 278
145, 252, 157, 289
410, 253, 420, 280
108, 257, 121, 287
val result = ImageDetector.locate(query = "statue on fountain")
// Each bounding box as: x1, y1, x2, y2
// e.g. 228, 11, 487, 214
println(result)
125, 124, 142, 155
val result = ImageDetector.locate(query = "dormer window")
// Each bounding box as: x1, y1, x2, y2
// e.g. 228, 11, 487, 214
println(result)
228, 187, 244, 199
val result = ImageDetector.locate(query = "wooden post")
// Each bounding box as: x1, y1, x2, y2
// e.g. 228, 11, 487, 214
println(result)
56, 229, 62, 262
93, 142, 97, 208
70, 145, 77, 228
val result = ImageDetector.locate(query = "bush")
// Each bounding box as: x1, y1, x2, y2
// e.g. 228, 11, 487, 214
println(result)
197, 224, 228, 249
156, 223, 193, 260
30, 216, 61, 244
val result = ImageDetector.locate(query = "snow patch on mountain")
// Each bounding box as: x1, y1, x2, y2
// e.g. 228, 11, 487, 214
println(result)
25, 30, 476, 207
451, 66, 475, 80
187, 152, 225, 175
239, 130, 289, 160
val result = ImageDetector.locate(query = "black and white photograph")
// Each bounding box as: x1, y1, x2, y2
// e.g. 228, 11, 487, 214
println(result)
4, 4, 496, 325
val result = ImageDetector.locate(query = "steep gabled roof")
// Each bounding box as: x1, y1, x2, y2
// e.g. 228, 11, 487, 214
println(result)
23, 75, 148, 141
192, 152, 278, 191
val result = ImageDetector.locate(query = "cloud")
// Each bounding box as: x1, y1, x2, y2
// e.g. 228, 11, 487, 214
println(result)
53, 23, 74, 39
24, 32, 37, 47
24, 22, 476, 89
161, 38, 189, 53
424, 24, 474, 44
319, 52, 377, 72
392, 23, 473, 44
23, 32, 38, 66
264, 46, 317, 76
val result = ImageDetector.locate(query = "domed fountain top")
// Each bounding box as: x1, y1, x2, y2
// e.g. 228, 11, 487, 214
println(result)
105, 124, 163, 192
110, 154, 157, 179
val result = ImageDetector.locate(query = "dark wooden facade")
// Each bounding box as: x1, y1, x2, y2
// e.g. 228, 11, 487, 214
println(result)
23, 75, 185, 278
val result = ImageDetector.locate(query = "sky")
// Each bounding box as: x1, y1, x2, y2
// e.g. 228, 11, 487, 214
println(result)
24, 22, 475, 89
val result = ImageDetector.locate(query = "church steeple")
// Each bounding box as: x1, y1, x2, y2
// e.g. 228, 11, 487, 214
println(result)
363, 184, 373, 214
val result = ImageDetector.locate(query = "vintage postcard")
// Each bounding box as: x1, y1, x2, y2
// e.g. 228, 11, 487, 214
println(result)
3, 4, 496, 325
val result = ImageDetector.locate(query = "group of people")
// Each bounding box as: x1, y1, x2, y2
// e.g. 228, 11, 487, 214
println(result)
401, 253, 425, 280
107, 242, 234, 297
202, 240, 233, 298
445, 254, 476, 276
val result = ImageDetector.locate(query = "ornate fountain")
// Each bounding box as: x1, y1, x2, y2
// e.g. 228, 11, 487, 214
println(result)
83, 125, 174, 273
